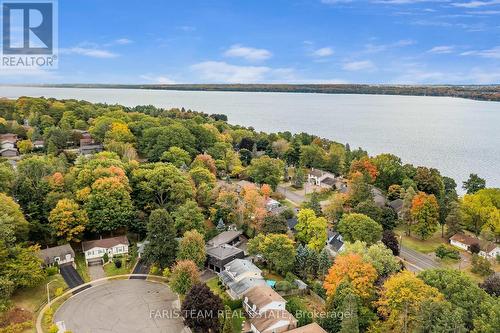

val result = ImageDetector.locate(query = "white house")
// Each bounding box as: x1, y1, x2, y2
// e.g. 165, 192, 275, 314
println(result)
450, 233, 500, 259
243, 285, 297, 333
82, 235, 129, 264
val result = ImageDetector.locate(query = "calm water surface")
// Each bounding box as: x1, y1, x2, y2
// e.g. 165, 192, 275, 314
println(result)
2, 86, 499, 190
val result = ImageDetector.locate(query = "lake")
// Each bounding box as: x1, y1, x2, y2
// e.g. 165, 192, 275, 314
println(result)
2, 86, 499, 190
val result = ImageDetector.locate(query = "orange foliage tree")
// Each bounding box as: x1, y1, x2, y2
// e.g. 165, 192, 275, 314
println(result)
323, 253, 378, 299
241, 184, 267, 231
350, 157, 378, 183
411, 192, 440, 240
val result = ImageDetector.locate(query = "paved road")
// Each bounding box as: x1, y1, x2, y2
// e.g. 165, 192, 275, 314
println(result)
55, 279, 188, 333
399, 246, 439, 272
277, 185, 306, 205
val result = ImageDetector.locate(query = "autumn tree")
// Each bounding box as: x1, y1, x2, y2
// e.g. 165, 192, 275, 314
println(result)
371, 153, 404, 190
0, 193, 29, 246
382, 230, 400, 256
191, 153, 217, 175
324, 253, 377, 300
248, 233, 295, 273
411, 192, 439, 240
346, 171, 373, 207
296, 209, 328, 251
49, 198, 88, 242
177, 230, 206, 268
240, 184, 267, 231
181, 283, 223, 332
460, 188, 499, 238
414, 166, 444, 199
376, 271, 443, 333
349, 157, 378, 183
170, 260, 200, 295
337, 213, 382, 245
144, 209, 177, 269
341, 241, 400, 277
84, 176, 135, 233
324, 192, 346, 222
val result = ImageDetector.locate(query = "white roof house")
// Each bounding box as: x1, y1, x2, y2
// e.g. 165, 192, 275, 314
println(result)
450, 233, 500, 259
219, 259, 267, 299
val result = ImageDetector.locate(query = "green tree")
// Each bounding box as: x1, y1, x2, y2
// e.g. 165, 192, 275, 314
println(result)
342, 241, 400, 277
414, 166, 444, 199
177, 230, 206, 268
445, 201, 463, 238
460, 188, 499, 237
415, 300, 466, 333
160, 146, 192, 168
371, 153, 404, 191
303, 191, 322, 216
471, 254, 493, 276
247, 156, 285, 190
0, 162, 15, 194
172, 200, 205, 237
261, 214, 288, 234
248, 233, 296, 273
402, 186, 416, 237
411, 192, 440, 240
462, 173, 486, 194
296, 209, 328, 251
3, 245, 45, 289
144, 209, 178, 269
140, 124, 196, 161
0, 193, 29, 245
337, 213, 382, 245
222, 305, 234, 333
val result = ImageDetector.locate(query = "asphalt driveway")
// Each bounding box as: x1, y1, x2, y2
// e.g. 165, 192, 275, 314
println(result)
55, 279, 188, 333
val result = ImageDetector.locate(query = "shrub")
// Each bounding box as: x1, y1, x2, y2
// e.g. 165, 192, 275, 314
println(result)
471, 254, 493, 276
45, 266, 58, 276
54, 287, 64, 297
149, 265, 160, 275
310, 281, 326, 299
224, 298, 242, 311
275, 281, 293, 292
286, 297, 313, 327
162, 268, 171, 279
285, 272, 299, 284
114, 259, 122, 268
435, 245, 460, 260
102, 253, 109, 263
48, 324, 59, 333
0, 321, 32, 333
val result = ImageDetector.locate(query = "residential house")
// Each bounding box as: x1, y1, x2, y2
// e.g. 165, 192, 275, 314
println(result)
33, 140, 45, 149
82, 235, 129, 264
38, 244, 75, 268
388, 198, 404, 219
219, 258, 267, 299
265, 198, 281, 212
450, 233, 500, 259
0, 133, 18, 143
325, 230, 344, 256
243, 285, 297, 333
308, 168, 335, 187
207, 230, 243, 247
287, 218, 298, 234
0, 133, 18, 157
286, 323, 328, 333
0, 148, 18, 157
79, 144, 103, 155
371, 187, 387, 208
206, 244, 245, 273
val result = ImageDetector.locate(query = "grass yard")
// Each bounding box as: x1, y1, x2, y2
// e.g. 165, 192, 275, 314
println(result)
395, 226, 446, 254
231, 309, 245, 333
75, 253, 90, 282
103, 257, 135, 277
206, 277, 229, 301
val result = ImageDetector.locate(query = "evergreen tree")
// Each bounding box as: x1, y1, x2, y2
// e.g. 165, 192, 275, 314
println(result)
222, 305, 234, 333
144, 209, 177, 269
305, 191, 323, 216
318, 248, 332, 277
294, 244, 308, 279
402, 186, 416, 236
340, 293, 359, 333
306, 249, 320, 278
445, 201, 462, 238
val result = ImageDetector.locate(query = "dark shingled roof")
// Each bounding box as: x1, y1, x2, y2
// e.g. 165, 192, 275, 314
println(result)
38, 244, 75, 265
321, 177, 336, 186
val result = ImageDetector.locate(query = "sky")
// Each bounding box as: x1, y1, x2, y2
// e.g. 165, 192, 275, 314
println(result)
1, 0, 500, 84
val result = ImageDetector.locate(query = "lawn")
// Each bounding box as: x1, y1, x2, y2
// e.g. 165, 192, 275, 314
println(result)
75, 253, 90, 282
395, 226, 446, 254
103, 257, 135, 277
206, 277, 229, 301
231, 309, 245, 333
7, 274, 67, 333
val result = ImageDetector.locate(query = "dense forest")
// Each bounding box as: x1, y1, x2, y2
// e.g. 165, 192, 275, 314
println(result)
0, 96, 498, 333
29, 83, 500, 101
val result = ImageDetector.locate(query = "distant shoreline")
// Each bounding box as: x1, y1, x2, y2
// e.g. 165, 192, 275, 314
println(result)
4, 83, 500, 102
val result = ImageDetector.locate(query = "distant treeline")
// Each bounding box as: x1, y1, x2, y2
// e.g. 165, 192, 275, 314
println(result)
32, 83, 500, 102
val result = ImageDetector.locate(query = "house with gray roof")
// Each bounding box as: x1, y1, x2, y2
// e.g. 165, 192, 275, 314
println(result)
388, 198, 404, 218
38, 244, 75, 267
207, 230, 243, 247
206, 244, 244, 273
325, 230, 344, 256
219, 259, 267, 299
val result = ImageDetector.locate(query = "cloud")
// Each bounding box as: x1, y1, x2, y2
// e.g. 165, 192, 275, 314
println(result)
60, 47, 118, 58
223, 44, 272, 61
364, 39, 415, 53
465, 9, 500, 13
140, 74, 176, 84
451, 0, 500, 8
176, 25, 196, 32
312, 47, 335, 57
321, 0, 353, 3
191, 61, 271, 82
342, 60, 376, 71
113, 38, 133, 45
427, 45, 455, 54
461, 46, 500, 58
